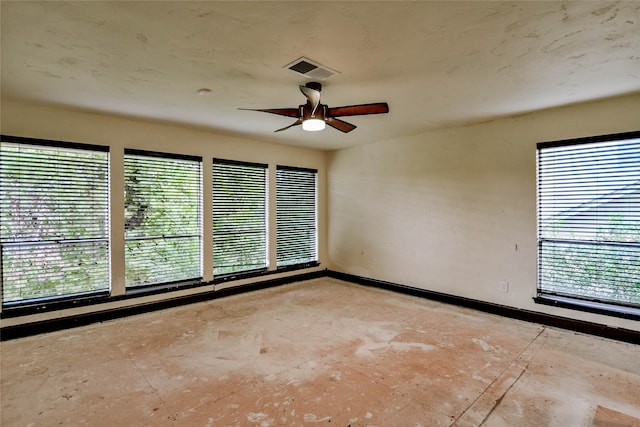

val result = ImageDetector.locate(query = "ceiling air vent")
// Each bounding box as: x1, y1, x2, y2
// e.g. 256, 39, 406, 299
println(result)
285, 57, 339, 81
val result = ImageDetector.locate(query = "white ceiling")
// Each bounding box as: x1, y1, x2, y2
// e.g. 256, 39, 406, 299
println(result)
2, 1, 639, 150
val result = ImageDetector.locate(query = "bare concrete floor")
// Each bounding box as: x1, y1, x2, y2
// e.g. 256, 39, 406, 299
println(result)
1, 278, 639, 426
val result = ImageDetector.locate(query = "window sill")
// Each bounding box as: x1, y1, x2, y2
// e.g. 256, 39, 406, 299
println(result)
1, 291, 112, 318
1, 280, 210, 318
213, 262, 321, 284
2, 265, 323, 319
213, 268, 269, 284
534, 294, 640, 321
276, 261, 321, 273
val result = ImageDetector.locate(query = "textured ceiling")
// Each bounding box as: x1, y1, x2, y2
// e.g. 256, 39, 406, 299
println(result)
2, 1, 639, 150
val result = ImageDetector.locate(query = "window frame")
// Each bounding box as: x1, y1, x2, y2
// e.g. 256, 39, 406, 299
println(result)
535, 131, 640, 320
0, 135, 111, 307
212, 158, 268, 280
123, 148, 203, 290
275, 165, 319, 270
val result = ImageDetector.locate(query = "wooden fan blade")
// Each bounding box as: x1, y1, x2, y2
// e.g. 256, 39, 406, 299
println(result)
274, 119, 302, 132
326, 117, 356, 133
238, 108, 300, 118
327, 103, 389, 117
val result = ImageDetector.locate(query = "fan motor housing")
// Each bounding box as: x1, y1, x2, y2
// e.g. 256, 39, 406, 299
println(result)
305, 82, 322, 92
301, 103, 326, 120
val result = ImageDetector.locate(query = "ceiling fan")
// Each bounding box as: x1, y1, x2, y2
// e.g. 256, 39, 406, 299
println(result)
240, 82, 389, 133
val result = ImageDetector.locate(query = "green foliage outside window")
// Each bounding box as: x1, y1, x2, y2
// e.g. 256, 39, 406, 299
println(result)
0, 143, 109, 302
213, 161, 267, 276
538, 135, 640, 310
124, 152, 202, 287
539, 218, 640, 305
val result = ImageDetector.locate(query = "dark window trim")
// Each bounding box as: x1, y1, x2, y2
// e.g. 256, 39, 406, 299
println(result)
277, 261, 320, 273
537, 130, 640, 149
0, 269, 326, 340
125, 278, 204, 294
124, 151, 203, 288
125, 148, 202, 162
213, 268, 269, 284
1, 134, 110, 152
534, 293, 640, 321
212, 158, 268, 277
536, 130, 640, 318
213, 158, 268, 169
1, 291, 112, 317
1, 137, 111, 304
275, 167, 318, 268
213, 262, 322, 284
276, 164, 318, 174
1, 280, 208, 318
1, 262, 323, 318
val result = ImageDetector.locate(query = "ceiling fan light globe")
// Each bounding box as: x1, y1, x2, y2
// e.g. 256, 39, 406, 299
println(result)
302, 118, 325, 131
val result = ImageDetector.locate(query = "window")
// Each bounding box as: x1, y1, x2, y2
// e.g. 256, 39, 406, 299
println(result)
537, 131, 640, 315
124, 149, 202, 287
212, 159, 268, 277
0, 136, 110, 303
1, 135, 320, 314
276, 166, 318, 268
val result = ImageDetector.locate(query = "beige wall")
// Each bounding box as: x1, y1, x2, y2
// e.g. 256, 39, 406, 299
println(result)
327, 93, 640, 331
0, 98, 327, 325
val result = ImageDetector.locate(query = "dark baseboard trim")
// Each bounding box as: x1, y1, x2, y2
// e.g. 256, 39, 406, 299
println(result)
0, 269, 325, 341
3, 269, 638, 345
327, 270, 640, 345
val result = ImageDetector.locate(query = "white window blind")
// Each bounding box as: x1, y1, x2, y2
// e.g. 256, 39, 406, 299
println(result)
212, 159, 267, 277
0, 137, 110, 303
124, 149, 202, 287
276, 166, 317, 268
537, 132, 640, 309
